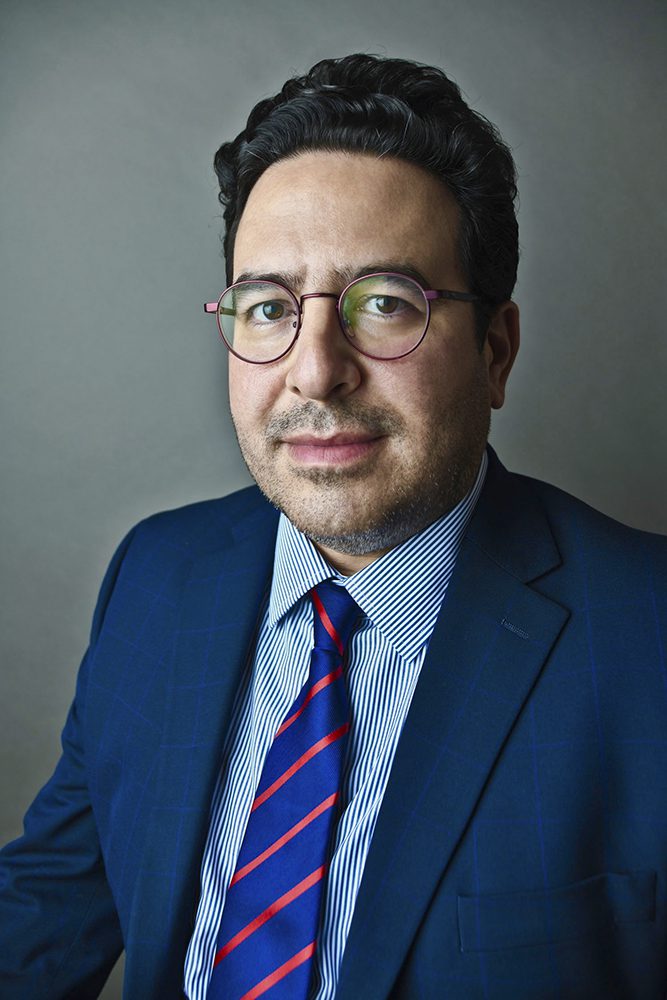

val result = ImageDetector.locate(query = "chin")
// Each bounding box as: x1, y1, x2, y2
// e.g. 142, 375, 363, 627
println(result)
272, 488, 447, 557
240, 415, 489, 557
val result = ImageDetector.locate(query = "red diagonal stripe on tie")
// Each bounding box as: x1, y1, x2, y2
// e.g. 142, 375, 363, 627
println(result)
251, 723, 350, 813
275, 666, 343, 737
312, 588, 344, 655
214, 866, 325, 965
240, 941, 316, 1000
230, 793, 338, 886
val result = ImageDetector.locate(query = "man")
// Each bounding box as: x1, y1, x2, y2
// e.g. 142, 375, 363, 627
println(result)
1, 53, 666, 1000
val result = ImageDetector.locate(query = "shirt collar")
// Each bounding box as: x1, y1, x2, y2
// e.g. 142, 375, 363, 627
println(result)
268, 448, 488, 661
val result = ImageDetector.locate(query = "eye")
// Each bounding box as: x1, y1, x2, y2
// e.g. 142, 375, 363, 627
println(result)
369, 295, 401, 315
355, 294, 411, 318
249, 300, 287, 322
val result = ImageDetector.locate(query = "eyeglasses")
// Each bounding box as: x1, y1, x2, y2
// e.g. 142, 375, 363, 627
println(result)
204, 271, 479, 364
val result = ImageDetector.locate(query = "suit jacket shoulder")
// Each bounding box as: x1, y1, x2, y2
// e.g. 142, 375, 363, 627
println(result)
0, 483, 280, 1000
473, 449, 667, 595
123, 483, 276, 563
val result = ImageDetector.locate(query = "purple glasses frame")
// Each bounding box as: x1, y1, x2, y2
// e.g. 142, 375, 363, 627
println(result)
204, 270, 480, 364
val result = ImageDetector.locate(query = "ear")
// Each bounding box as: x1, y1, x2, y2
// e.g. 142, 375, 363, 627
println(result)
482, 301, 520, 409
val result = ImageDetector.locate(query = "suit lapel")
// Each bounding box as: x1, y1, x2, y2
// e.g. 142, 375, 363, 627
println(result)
336, 454, 570, 1000
124, 495, 279, 998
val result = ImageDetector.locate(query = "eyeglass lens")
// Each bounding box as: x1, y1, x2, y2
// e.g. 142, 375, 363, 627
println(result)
216, 274, 429, 363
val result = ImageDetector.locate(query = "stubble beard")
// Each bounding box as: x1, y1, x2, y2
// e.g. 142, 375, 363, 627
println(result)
232, 392, 490, 557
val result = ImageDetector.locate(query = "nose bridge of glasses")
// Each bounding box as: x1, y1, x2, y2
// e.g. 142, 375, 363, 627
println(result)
299, 291, 340, 304
295, 290, 342, 332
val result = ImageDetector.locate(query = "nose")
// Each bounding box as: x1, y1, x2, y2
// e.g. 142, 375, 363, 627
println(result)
284, 295, 362, 401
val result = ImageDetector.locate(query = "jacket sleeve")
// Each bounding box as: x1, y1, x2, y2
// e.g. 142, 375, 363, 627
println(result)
0, 529, 136, 999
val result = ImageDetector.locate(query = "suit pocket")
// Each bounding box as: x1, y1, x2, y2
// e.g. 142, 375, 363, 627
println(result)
457, 870, 656, 953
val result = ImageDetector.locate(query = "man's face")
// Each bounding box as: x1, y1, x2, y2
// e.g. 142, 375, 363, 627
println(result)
228, 151, 518, 572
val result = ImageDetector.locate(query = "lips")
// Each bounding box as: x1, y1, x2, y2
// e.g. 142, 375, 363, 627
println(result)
282, 432, 378, 446
280, 432, 383, 466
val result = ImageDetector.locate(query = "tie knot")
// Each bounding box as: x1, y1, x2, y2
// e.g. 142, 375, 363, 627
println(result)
311, 581, 360, 655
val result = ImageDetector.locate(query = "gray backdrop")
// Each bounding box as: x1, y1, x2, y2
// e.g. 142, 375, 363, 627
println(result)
1, 0, 665, 995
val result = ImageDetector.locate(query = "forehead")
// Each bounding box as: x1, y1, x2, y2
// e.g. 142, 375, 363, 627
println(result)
233, 151, 462, 285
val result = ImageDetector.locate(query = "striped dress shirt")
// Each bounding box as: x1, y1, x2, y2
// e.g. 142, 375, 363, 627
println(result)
183, 449, 488, 999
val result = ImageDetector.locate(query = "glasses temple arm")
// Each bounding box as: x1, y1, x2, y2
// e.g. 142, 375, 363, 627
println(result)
204, 302, 235, 315
424, 290, 480, 302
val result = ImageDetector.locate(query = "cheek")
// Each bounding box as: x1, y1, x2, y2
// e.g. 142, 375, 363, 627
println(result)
228, 364, 255, 433
397, 350, 487, 430
228, 361, 281, 433
228, 364, 241, 411
387, 358, 449, 422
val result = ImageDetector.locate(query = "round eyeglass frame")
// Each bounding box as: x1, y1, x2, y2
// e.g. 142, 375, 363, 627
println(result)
203, 271, 480, 364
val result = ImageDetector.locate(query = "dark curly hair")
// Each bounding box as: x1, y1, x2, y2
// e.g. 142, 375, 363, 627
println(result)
214, 53, 518, 345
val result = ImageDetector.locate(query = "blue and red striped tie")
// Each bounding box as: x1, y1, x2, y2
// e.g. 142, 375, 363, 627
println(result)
207, 581, 360, 1000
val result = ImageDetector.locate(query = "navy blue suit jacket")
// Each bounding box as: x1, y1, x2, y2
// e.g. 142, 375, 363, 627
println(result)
2, 449, 667, 998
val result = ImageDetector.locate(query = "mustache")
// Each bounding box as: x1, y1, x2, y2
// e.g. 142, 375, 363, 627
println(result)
265, 400, 404, 440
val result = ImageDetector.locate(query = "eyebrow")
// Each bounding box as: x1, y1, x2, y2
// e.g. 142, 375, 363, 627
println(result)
233, 261, 435, 290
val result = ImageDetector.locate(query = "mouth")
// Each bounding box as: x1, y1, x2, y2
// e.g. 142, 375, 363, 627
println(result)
279, 432, 385, 466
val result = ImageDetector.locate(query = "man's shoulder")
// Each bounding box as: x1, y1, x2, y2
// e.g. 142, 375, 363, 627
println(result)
520, 468, 664, 538
503, 462, 667, 575
134, 483, 277, 548
472, 450, 666, 599
113, 485, 279, 576
90, 486, 279, 643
